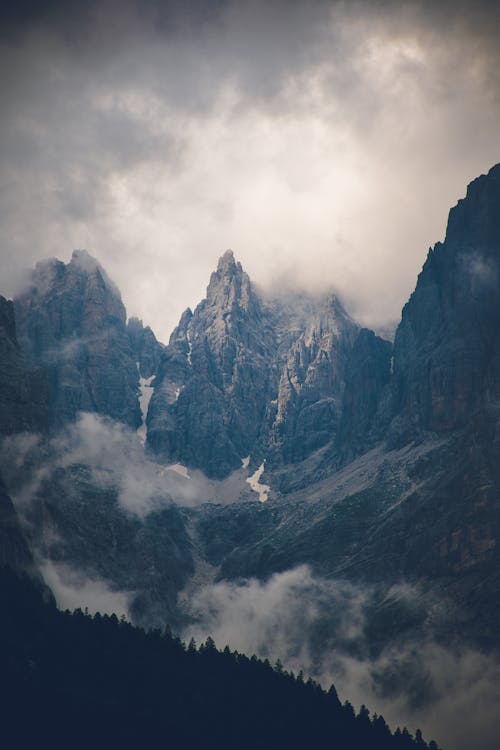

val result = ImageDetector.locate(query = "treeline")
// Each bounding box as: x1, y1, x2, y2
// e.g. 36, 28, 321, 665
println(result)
0, 567, 439, 749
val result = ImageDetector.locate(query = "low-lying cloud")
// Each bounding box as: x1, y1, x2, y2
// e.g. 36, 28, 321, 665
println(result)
182, 565, 500, 750
40, 559, 131, 619
0, 411, 262, 516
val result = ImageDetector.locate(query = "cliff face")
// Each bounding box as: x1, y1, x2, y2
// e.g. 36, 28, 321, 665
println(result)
391, 164, 500, 441
0, 296, 48, 436
147, 251, 278, 478
127, 317, 165, 379
337, 328, 392, 461
266, 295, 358, 464
14, 250, 141, 429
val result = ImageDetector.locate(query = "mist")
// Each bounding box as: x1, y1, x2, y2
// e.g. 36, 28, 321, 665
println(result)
40, 559, 131, 618
0, 411, 265, 517
1, 0, 500, 339
181, 565, 500, 750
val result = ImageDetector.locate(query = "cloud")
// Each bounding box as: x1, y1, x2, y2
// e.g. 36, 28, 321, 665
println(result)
0, 0, 499, 339
0, 411, 262, 515
40, 558, 131, 618
181, 565, 500, 750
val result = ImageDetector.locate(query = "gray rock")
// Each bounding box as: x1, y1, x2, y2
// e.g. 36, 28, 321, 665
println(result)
0, 295, 48, 436
147, 251, 277, 478
148, 252, 361, 477
14, 250, 141, 429
127, 316, 165, 378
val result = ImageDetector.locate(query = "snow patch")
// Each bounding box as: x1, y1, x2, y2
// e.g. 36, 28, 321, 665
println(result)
246, 461, 270, 502
136, 363, 154, 445
167, 463, 191, 479
241, 455, 250, 468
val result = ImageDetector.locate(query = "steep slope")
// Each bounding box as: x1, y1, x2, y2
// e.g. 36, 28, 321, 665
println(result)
127, 316, 165, 378
14, 250, 141, 429
390, 164, 500, 441
265, 294, 359, 464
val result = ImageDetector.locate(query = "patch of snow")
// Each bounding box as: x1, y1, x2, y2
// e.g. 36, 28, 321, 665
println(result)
390, 355, 394, 376
246, 461, 270, 502
136, 363, 154, 445
241, 455, 250, 469
167, 463, 191, 479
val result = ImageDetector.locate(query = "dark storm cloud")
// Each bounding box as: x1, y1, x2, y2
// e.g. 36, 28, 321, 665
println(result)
0, 0, 499, 338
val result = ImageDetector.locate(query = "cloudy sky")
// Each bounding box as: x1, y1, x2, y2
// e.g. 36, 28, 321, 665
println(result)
1, 0, 499, 340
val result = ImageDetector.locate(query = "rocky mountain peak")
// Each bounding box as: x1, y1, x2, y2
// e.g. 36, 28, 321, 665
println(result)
69, 248, 122, 300
14, 254, 141, 429
206, 250, 253, 312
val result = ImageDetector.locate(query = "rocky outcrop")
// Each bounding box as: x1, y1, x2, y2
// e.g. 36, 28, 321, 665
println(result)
14, 250, 141, 429
127, 316, 165, 378
390, 164, 500, 442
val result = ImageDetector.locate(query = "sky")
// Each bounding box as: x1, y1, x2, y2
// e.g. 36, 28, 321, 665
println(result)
1, 0, 500, 341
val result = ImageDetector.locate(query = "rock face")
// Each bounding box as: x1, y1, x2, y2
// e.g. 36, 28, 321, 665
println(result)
0, 295, 48, 436
14, 250, 141, 429
266, 295, 358, 464
127, 317, 165, 378
147, 251, 363, 478
337, 328, 392, 462
147, 251, 277, 478
391, 164, 500, 442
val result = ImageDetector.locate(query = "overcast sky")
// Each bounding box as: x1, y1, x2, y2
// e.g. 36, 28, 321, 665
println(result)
1, 0, 499, 341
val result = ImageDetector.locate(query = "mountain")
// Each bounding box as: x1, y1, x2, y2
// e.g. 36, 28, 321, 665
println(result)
2, 165, 500, 749
147, 250, 278, 478
14, 249, 142, 429
147, 250, 363, 479
185, 164, 500, 647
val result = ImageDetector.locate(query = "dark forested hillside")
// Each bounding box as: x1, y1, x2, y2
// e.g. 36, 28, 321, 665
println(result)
1, 567, 437, 750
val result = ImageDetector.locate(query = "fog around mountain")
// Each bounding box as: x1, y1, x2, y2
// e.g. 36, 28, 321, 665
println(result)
1, 0, 500, 338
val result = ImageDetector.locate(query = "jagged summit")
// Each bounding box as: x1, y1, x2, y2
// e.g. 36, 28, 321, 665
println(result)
216, 248, 239, 272
70, 248, 122, 297
14, 252, 141, 428
206, 249, 254, 312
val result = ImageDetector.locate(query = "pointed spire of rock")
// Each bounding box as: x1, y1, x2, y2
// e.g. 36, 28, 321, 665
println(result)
206, 249, 252, 310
